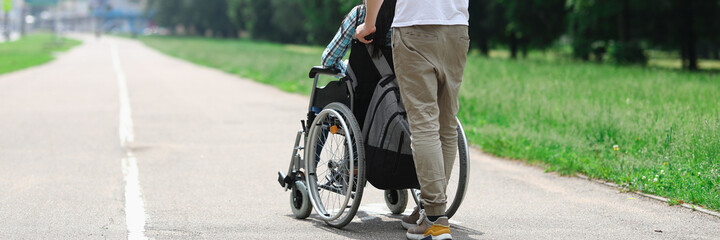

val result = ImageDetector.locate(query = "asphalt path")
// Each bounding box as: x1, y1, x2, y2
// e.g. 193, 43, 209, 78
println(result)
0, 35, 719, 239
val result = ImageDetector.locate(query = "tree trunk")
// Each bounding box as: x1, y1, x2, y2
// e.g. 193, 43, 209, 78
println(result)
680, 41, 688, 68
572, 19, 590, 61
681, 1, 698, 70
616, 0, 631, 63
480, 41, 489, 56
479, 36, 489, 56
509, 32, 518, 59
618, 0, 630, 42
687, 34, 698, 70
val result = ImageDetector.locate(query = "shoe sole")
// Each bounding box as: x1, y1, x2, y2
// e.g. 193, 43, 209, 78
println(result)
401, 221, 417, 230
406, 232, 452, 240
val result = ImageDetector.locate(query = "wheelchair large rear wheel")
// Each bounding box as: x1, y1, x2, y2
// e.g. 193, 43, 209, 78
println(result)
305, 102, 366, 228
412, 118, 469, 219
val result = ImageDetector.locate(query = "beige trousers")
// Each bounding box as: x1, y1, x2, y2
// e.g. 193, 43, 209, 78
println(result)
392, 25, 469, 216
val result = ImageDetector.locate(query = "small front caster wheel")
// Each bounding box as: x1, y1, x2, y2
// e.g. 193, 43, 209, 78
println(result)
290, 181, 312, 219
384, 189, 408, 215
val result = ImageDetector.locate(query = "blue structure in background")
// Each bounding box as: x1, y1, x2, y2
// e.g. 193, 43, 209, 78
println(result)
91, 0, 150, 36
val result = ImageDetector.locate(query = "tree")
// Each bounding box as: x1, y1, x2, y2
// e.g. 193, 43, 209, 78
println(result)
298, 0, 354, 45
147, 0, 235, 37
643, 0, 720, 70
468, 0, 507, 56
145, 0, 718, 71
567, 0, 647, 62
241, 0, 275, 40
498, 0, 567, 59
193, 0, 235, 37
269, 0, 308, 43
227, 0, 248, 36
568, 0, 720, 69
226, 0, 356, 44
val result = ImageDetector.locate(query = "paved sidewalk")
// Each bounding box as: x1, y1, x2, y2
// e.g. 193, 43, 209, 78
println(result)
0, 35, 718, 239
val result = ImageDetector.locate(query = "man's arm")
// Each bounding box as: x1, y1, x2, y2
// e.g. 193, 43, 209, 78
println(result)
321, 6, 361, 73
355, 0, 383, 44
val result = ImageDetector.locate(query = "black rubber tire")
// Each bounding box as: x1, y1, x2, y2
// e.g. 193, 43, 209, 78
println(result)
384, 189, 409, 215
305, 102, 366, 228
290, 180, 312, 219
412, 118, 469, 219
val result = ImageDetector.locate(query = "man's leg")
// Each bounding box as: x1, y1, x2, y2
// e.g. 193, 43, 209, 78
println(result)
438, 25, 469, 184
392, 25, 447, 217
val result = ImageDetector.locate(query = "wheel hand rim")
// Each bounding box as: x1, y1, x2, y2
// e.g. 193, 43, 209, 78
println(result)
305, 109, 355, 222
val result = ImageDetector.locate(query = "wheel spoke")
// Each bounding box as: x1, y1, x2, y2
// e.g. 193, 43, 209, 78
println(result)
304, 104, 365, 228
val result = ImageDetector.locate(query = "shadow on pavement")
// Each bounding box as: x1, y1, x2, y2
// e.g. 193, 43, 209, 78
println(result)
285, 210, 484, 239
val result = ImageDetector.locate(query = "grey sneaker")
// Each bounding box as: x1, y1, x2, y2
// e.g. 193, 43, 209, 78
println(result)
401, 206, 421, 230
406, 210, 452, 240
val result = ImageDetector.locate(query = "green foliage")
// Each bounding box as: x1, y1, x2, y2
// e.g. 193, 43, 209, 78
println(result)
567, 0, 720, 70
145, 0, 720, 70
610, 41, 647, 65
567, 0, 637, 60
139, 36, 720, 211
468, 0, 507, 55
499, 0, 567, 48
571, 36, 591, 61
2, 0, 12, 12
149, 0, 357, 44
147, 0, 235, 37
299, 0, 355, 45
237, 0, 274, 40
469, 0, 566, 58
0, 34, 80, 75
270, 0, 307, 43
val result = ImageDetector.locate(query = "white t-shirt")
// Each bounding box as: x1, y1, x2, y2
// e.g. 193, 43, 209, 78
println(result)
392, 0, 470, 27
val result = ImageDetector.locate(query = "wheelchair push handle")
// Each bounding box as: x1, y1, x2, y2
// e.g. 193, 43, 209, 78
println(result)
363, 33, 375, 42
309, 66, 342, 78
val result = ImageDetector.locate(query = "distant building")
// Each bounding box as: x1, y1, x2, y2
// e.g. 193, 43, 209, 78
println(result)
92, 0, 148, 35
15, 0, 148, 35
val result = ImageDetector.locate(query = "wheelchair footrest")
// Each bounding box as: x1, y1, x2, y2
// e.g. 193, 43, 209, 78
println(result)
278, 171, 297, 188
278, 171, 287, 188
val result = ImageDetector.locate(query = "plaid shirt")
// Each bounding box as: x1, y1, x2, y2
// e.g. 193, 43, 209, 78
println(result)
322, 5, 393, 74
321, 5, 366, 74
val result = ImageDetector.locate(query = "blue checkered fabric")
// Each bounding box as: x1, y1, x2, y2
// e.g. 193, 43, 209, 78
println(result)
321, 5, 366, 74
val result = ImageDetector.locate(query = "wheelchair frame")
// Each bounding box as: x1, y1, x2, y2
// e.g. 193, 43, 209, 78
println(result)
278, 66, 470, 229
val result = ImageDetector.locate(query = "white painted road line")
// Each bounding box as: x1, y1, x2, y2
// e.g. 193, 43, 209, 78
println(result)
112, 41, 135, 147
111, 40, 148, 240
122, 153, 148, 240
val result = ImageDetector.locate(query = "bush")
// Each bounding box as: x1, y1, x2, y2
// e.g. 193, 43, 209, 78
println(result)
572, 37, 592, 61
610, 41, 648, 65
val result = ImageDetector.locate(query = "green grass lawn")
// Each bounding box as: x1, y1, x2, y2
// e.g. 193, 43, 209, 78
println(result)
0, 33, 81, 75
140, 36, 720, 211
141, 36, 324, 94
484, 48, 720, 71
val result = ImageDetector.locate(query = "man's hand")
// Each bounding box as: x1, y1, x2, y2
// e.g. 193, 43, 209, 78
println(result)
355, 23, 376, 44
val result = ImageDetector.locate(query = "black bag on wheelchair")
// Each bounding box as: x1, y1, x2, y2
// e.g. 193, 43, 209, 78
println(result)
362, 75, 420, 190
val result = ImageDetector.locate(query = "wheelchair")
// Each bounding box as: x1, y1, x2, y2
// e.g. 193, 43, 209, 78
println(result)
277, 44, 470, 229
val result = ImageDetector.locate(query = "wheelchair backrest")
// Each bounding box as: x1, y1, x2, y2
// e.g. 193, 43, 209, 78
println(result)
346, 41, 394, 128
